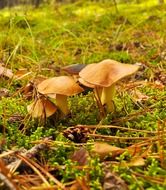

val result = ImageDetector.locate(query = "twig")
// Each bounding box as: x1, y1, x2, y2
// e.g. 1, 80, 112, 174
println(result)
0, 173, 17, 190
88, 134, 153, 140
30, 186, 58, 190
0, 159, 18, 190
131, 171, 165, 185
74, 124, 157, 134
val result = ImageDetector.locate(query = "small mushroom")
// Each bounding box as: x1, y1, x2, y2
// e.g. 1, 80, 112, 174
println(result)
79, 59, 139, 114
62, 64, 86, 82
37, 76, 84, 115
27, 96, 57, 118
62, 64, 86, 75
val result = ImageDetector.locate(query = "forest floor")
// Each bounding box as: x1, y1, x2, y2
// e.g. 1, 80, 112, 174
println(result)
0, 0, 166, 189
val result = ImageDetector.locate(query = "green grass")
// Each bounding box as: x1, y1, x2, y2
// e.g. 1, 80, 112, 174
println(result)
0, 0, 166, 189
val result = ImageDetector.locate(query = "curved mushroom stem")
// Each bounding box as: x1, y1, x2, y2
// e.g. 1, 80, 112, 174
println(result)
94, 87, 102, 102
100, 84, 116, 112
56, 94, 69, 115
94, 87, 106, 118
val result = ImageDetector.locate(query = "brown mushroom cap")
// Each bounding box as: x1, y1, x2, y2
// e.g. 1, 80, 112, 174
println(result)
79, 59, 139, 87
78, 78, 96, 88
62, 64, 86, 75
37, 76, 84, 96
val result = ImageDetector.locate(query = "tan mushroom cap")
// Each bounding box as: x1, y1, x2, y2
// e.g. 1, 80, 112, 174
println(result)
37, 76, 84, 96
79, 59, 139, 87
78, 78, 96, 88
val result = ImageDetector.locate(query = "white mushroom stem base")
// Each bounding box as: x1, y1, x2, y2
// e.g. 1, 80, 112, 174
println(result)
94, 84, 115, 113
56, 94, 69, 115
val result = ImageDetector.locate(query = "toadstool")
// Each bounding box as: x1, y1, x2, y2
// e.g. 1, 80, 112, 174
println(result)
79, 59, 139, 113
62, 64, 86, 75
62, 64, 86, 82
37, 76, 84, 115
27, 96, 57, 119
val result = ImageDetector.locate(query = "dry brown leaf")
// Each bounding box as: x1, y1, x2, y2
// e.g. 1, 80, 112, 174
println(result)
126, 156, 145, 167
21, 83, 34, 100
0, 88, 9, 98
33, 75, 48, 85
131, 89, 149, 103
92, 142, 125, 159
27, 97, 57, 118
14, 69, 32, 80
154, 80, 165, 90
103, 171, 129, 190
127, 144, 142, 157
0, 65, 14, 79
71, 148, 89, 166
22, 83, 33, 95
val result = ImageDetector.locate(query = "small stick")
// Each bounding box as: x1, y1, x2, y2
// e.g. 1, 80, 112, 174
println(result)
73, 124, 157, 134
0, 173, 17, 190
88, 134, 154, 141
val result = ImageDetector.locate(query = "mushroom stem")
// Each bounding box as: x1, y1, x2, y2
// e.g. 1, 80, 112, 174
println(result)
100, 84, 116, 112
94, 87, 102, 102
94, 87, 106, 118
56, 94, 69, 115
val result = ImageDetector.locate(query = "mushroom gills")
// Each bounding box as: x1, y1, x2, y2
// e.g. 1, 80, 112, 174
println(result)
56, 94, 69, 115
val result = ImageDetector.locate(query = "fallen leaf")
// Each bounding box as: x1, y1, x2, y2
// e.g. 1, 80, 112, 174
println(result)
103, 163, 129, 190
131, 89, 149, 103
92, 142, 125, 159
0, 88, 9, 98
103, 171, 129, 190
14, 69, 32, 80
22, 83, 34, 99
27, 97, 57, 118
127, 144, 142, 156
126, 156, 145, 167
0, 65, 14, 79
154, 80, 165, 90
33, 75, 47, 85
71, 148, 89, 166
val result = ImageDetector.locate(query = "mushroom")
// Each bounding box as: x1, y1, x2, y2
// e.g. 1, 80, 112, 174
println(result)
62, 64, 86, 82
62, 64, 86, 75
79, 59, 139, 113
37, 76, 84, 115
27, 96, 57, 119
